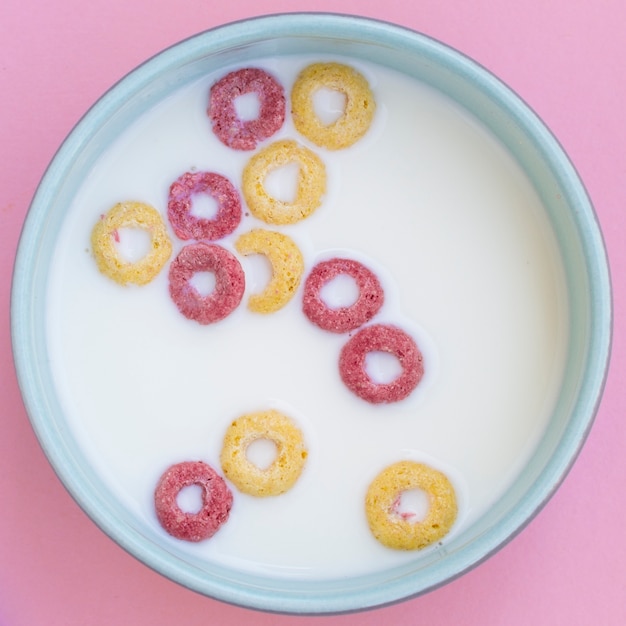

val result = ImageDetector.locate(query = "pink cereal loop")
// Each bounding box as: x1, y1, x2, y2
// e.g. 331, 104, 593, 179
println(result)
208, 67, 286, 150
167, 171, 242, 241
339, 323, 424, 403
168, 242, 245, 324
154, 461, 233, 542
302, 257, 384, 333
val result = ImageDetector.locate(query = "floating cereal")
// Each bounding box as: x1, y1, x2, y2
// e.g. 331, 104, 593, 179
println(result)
339, 323, 423, 403
208, 67, 286, 150
168, 242, 245, 324
302, 257, 384, 333
291, 62, 376, 150
242, 139, 326, 225
220, 409, 307, 497
91, 201, 172, 286
154, 461, 233, 542
167, 171, 242, 241
365, 460, 457, 550
235, 229, 304, 313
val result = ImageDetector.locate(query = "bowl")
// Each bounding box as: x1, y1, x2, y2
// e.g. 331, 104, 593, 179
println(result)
11, 13, 611, 614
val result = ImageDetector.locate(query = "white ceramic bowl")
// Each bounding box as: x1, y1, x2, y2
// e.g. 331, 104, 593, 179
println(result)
11, 13, 611, 614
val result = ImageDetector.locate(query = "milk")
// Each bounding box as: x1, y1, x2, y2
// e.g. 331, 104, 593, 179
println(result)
45, 55, 568, 579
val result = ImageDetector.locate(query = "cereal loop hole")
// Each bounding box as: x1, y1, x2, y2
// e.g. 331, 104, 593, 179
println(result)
393, 488, 431, 523
189, 271, 216, 297
263, 161, 300, 203
113, 227, 152, 264
190, 193, 219, 220
176, 484, 204, 514
365, 350, 404, 384
244, 253, 273, 292
234, 91, 261, 121
246, 438, 278, 470
319, 273, 360, 309
312, 87, 347, 126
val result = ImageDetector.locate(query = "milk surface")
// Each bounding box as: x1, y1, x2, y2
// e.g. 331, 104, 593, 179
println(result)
46, 55, 568, 579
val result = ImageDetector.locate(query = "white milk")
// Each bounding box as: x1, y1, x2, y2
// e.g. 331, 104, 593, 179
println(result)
46, 55, 568, 579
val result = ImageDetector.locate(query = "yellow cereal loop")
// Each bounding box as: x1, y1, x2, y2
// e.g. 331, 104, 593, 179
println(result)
220, 409, 308, 497
235, 229, 304, 314
291, 62, 376, 150
242, 139, 326, 225
365, 461, 458, 550
91, 201, 172, 286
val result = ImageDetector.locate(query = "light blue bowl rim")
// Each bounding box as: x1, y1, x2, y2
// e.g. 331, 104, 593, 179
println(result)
11, 12, 612, 615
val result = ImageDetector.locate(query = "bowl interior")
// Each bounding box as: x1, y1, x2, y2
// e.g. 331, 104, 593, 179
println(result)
11, 13, 611, 614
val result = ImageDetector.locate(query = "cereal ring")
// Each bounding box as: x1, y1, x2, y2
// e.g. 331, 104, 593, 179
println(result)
90, 201, 172, 286
208, 67, 286, 150
154, 461, 233, 542
365, 461, 457, 550
242, 139, 326, 225
167, 171, 242, 241
302, 257, 384, 333
235, 229, 304, 314
220, 409, 307, 497
339, 324, 424, 403
291, 62, 376, 150
168, 242, 245, 324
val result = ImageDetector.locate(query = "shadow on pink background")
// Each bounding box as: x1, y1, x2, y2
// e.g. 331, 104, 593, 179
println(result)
1, 1, 625, 624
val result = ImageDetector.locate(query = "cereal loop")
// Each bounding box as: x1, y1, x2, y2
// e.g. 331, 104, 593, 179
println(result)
91, 201, 172, 286
168, 242, 245, 324
220, 409, 307, 497
242, 139, 326, 225
167, 171, 242, 241
208, 67, 286, 150
154, 461, 233, 542
339, 324, 424, 403
291, 62, 376, 150
365, 461, 457, 550
302, 257, 384, 333
235, 229, 305, 314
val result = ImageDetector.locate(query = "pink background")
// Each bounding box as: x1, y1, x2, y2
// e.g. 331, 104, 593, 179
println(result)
1, 0, 625, 624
